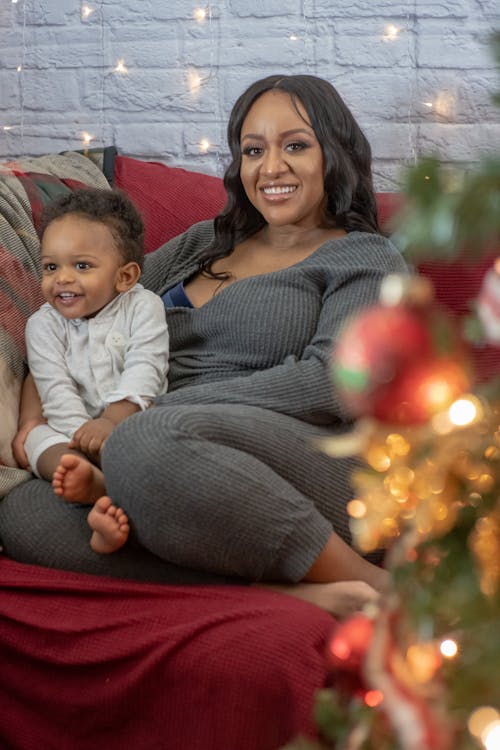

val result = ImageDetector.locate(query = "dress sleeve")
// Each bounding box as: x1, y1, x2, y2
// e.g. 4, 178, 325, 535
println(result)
105, 292, 169, 409
141, 221, 216, 294
157, 240, 409, 425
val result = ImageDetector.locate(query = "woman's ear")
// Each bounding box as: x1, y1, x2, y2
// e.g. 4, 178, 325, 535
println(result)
115, 262, 141, 293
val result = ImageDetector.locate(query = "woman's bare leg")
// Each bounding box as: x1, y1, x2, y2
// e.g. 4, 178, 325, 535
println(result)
302, 532, 389, 591
259, 580, 381, 619
259, 532, 389, 617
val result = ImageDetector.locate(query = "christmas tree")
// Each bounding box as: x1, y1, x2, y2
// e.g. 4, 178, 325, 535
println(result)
285, 31, 500, 750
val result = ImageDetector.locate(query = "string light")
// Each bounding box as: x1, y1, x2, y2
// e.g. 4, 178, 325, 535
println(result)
289, 34, 299, 41
364, 690, 384, 707
193, 7, 207, 21
440, 638, 458, 658
3, 126, 13, 131
469, 708, 500, 741
449, 397, 479, 427
199, 138, 210, 153
187, 70, 202, 92
81, 4, 94, 19
113, 59, 128, 74
383, 24, 400, 41
483, 721, 500, 750
17, 65, 22, 72
82, 131, 94, 145
433, 91, 456, 120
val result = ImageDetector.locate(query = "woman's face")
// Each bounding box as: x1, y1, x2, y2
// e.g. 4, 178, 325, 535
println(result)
239, 89, 326, 229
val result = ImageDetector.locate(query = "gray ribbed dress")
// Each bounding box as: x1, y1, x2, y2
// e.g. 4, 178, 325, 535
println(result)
0, 221, 408, 583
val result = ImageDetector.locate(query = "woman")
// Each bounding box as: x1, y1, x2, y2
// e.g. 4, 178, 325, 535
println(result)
2, 75, 408, 615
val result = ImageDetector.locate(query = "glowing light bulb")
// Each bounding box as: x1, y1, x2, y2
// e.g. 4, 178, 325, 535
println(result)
469, 707, 500, 739
81, 4, 94, 18
483, 721, 500, 749
199, 138, 210, 153
193, 7, 207, 21
3, 125, 13, 131
440, 638, 458, 658
383, 24, 399, 41
17, 65, 22, 72
114, 59, 128, 74
347, 499, 367, 519
449, 397, 478, 426
188, 71, 202, 92
82, 132, 94, 145
364, 690, 383, 707
289, 34, 298, 41
423, 101, 433, 108
434, 91, 456, 119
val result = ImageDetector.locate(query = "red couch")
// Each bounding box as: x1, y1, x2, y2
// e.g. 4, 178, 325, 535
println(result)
1, 153, 498, 750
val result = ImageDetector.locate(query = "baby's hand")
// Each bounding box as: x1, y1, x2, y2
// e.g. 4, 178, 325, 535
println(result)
70, 417, 114, 461
12, 418, 46, 469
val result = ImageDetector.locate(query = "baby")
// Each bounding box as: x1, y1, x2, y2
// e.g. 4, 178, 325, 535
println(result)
20, 187, 169, 554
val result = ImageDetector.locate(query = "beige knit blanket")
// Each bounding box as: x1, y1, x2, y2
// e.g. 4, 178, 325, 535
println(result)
0, 151, 110, 497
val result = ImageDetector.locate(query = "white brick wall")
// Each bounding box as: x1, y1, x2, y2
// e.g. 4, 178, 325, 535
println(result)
1, 0, 499, 189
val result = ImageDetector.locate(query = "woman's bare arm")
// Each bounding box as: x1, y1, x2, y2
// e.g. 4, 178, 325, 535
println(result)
12, 373, 45, 468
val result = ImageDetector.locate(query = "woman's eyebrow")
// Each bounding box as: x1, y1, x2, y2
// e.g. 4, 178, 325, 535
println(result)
241, 127, 314, 141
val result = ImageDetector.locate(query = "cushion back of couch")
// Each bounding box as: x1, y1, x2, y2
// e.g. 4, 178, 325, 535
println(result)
114, 155, 227, 255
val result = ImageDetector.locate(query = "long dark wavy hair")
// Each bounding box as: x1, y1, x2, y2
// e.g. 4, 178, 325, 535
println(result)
200, 74, 380, 276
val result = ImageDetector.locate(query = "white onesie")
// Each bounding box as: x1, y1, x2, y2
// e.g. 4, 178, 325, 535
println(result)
24, 283, 169, 475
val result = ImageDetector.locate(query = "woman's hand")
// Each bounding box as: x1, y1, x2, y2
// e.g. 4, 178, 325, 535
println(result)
12, 418, 45, 469
13, 374, 46, 468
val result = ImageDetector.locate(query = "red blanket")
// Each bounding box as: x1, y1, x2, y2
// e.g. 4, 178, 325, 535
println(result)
0, 556, 334, 750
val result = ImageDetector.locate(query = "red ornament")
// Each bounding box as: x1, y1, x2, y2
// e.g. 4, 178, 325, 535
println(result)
326, 613, 374, 673
332, 299, 472, 425
371, 356, 471, 425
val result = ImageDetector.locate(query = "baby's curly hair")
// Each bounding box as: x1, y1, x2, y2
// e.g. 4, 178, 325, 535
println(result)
40, 187, 145, 270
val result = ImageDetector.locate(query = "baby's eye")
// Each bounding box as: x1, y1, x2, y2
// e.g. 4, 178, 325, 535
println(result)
42, 263, 57, 273
242, 146, 263, 157
75, 261, 91, 270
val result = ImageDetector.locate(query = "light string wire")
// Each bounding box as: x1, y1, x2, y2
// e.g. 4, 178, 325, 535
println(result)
207, 2, 223, 175
99, 0, 106, 149
302, 0, 313, 72
406, 1, 418, 166
19, 0, 27, 157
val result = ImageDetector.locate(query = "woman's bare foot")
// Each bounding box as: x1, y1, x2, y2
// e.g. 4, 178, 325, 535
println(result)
88, 496, 130, 554
259, 580, 382, 619
52, 453, 105, 504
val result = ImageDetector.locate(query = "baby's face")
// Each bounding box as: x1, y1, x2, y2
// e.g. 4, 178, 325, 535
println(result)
40, 214, 124, 319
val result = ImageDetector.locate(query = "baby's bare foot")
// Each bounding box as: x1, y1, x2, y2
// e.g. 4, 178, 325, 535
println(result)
88, 496, 130, 554
52, 454, 105, 504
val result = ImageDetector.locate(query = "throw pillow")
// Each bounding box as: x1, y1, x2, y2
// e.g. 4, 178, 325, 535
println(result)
113, 155, 227, 254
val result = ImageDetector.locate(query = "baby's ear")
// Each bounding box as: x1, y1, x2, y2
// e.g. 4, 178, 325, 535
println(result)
116, 262, 141, 292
